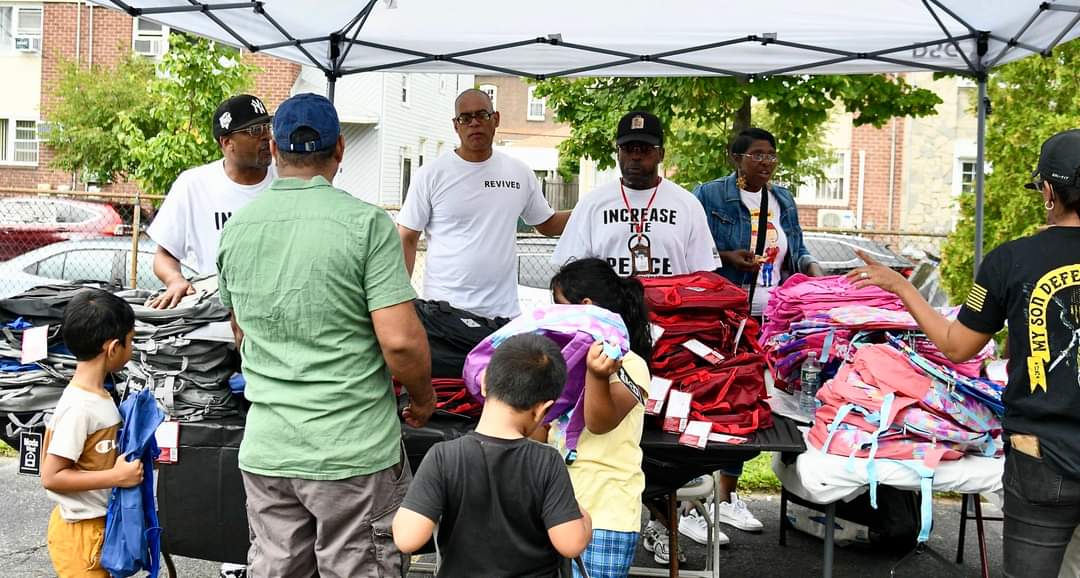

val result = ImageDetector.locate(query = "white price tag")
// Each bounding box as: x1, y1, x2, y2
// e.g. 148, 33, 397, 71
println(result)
679, 420, 712, 449
644, 376, 672, 415
682, 339, 725, 365
663, 390, 692, 432
155, 421, 179, 464
707, 432, 749, 445
650, 323, 666, 342
20, 325, 48, 364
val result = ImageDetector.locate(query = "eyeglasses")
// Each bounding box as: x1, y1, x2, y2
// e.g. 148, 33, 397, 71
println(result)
617, 143, 661, 155
229, 123, 272, 138
452, 110, 496, 125
736, 152, 779, 163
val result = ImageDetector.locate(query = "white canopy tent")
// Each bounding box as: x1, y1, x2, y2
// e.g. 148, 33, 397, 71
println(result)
88, 0, 1080, 273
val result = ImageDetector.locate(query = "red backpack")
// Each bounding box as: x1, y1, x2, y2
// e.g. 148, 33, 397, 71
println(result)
638, 273, 771, 435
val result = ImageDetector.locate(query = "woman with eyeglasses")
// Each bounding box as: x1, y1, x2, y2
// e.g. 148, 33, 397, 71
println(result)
693, 127, 824, 316
684, 128, 823, 543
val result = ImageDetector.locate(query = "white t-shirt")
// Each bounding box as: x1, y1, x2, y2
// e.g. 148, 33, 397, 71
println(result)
397, 150, 555, 319
147, 159, 275, 274
741, 188, 788, 315
44, 386, 121, 521
552, 178, 717, 277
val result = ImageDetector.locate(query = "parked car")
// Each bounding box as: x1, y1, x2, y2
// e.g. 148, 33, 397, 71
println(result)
513, 233, 911, 312
802, 232, 912, 276
0, 238, 196, 300
0, 196, 126, 261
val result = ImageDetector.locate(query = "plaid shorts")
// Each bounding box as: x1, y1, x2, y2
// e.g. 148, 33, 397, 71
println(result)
575, 529, 639, 578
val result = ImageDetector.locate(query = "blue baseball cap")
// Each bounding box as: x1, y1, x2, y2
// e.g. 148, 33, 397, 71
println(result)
272, 93, 340, 153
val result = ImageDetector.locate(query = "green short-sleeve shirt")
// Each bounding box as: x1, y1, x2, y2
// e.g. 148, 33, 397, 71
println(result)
217, 175, 416, 480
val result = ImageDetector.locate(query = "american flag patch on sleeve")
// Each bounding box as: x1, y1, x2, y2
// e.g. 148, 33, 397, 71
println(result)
964, 283, 988, 312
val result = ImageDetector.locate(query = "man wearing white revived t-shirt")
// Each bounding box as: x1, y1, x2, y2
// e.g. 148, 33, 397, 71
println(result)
147, 94, 276, 309
552, 111, 717, 277
397, 88, 570, 319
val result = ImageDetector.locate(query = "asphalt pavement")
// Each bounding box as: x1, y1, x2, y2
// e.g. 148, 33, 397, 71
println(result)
1, 456, 1001, 577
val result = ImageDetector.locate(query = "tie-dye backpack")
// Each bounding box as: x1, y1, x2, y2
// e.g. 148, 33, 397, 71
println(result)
463, 304, 634, 460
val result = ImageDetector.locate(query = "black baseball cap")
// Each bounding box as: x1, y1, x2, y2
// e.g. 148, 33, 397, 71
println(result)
616, 111, 663, 147
212, 94, 271, 139
1025, 129, 1080, 190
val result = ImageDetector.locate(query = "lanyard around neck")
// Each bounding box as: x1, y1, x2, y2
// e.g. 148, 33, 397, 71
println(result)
619, 178, 662, 235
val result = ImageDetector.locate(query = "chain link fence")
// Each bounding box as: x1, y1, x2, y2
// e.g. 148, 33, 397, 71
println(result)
0, 187, 951, 308
0, 188, 161, 300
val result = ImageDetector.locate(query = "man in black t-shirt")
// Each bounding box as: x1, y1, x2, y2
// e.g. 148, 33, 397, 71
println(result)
847, 129, 1080, 578
392, 334, 591, 577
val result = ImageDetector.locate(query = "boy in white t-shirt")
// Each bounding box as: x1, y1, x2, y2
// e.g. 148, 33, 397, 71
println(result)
397, 88, 571, 319
41, 290, 143, 577
148, 94, 276, 309
552, 111, 718, 277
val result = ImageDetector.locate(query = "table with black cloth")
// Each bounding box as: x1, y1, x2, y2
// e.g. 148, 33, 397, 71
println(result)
156, 412, 805, 576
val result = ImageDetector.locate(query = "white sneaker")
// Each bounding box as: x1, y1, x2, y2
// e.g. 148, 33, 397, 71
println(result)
679, 509, 731, 546
715, 492, 764, 532
642, 520, 686, 565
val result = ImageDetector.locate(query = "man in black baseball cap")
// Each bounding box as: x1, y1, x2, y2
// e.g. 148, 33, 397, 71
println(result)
147, 93, 275, 309
552, 110, 717, 278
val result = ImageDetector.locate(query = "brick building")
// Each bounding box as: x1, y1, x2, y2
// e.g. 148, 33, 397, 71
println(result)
0, 0, 299, 194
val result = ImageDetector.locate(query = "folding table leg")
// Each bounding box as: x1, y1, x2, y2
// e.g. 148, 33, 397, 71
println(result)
669, 493, 680, 578
974, 497, 990, 578
823, 502, 836, 578
956, 493, 969, 564
779, 489, 789, 546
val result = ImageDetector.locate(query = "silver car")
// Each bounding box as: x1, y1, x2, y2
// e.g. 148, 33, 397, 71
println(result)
0, 238, 195, 300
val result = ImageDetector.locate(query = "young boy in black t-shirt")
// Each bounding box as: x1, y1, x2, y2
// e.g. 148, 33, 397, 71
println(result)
393, 333, 591, 577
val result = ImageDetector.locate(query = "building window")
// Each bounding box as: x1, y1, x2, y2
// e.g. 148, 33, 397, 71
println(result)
0, 5, 43, 54
479, 83, 498, 111
14, 120, 37, 164
527, 86, 545, 121
797, 150, 849, 206
958, 159, 977, 195
439, 74, 451, 94
400, 74, 410, 105
133, 18, 168, 59
401, 156, 412, 202
0, 119, 39, 165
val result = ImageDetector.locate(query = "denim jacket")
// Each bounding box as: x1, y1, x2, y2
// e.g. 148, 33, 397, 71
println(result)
691, 173, 817, 286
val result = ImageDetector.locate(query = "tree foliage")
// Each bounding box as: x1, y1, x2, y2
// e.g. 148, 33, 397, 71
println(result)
940, 40, 1080, 303
46, 34, 254, 195
533, 75, 942, 189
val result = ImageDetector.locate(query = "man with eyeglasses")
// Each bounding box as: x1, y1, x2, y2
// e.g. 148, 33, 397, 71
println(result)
147, 94, 276, 308
552, 111, 717, 278
397, 88, 570, 319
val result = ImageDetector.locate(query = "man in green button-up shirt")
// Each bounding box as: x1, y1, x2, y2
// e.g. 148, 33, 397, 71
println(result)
217, 93, 434, 577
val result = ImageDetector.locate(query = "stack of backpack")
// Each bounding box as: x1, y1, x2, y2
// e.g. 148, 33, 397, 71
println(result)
639, 271, 773, 435
808, 341, 1002, 542
408, 300, 509, 419
119, 276, 241, 422
761, 275, 996, 395
0, 283, 117, 445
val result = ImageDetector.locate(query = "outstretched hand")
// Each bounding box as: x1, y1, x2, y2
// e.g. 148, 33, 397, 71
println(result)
845, 250, 910, 295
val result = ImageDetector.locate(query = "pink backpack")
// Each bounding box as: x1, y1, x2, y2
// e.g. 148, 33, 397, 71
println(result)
463, 304, 633, 459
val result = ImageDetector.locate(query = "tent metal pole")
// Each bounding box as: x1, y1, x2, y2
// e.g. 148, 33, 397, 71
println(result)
973, 67, 988, 277
328, 77, 336, 103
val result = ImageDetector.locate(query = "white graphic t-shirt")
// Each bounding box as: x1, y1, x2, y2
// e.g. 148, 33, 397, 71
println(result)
552, 178, 718, 277
740, 188, 788, 315
397, 151, 555, 319
147, 159, 275, 274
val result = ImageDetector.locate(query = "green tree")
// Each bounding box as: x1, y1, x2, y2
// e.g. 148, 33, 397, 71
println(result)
45, 54, 157, 183
46, 34, 254, 195
533, 75, 942, 190
940, 40, 1080, 303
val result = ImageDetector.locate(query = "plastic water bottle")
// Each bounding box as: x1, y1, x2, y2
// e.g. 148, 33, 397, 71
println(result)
799, 356, 822, 420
